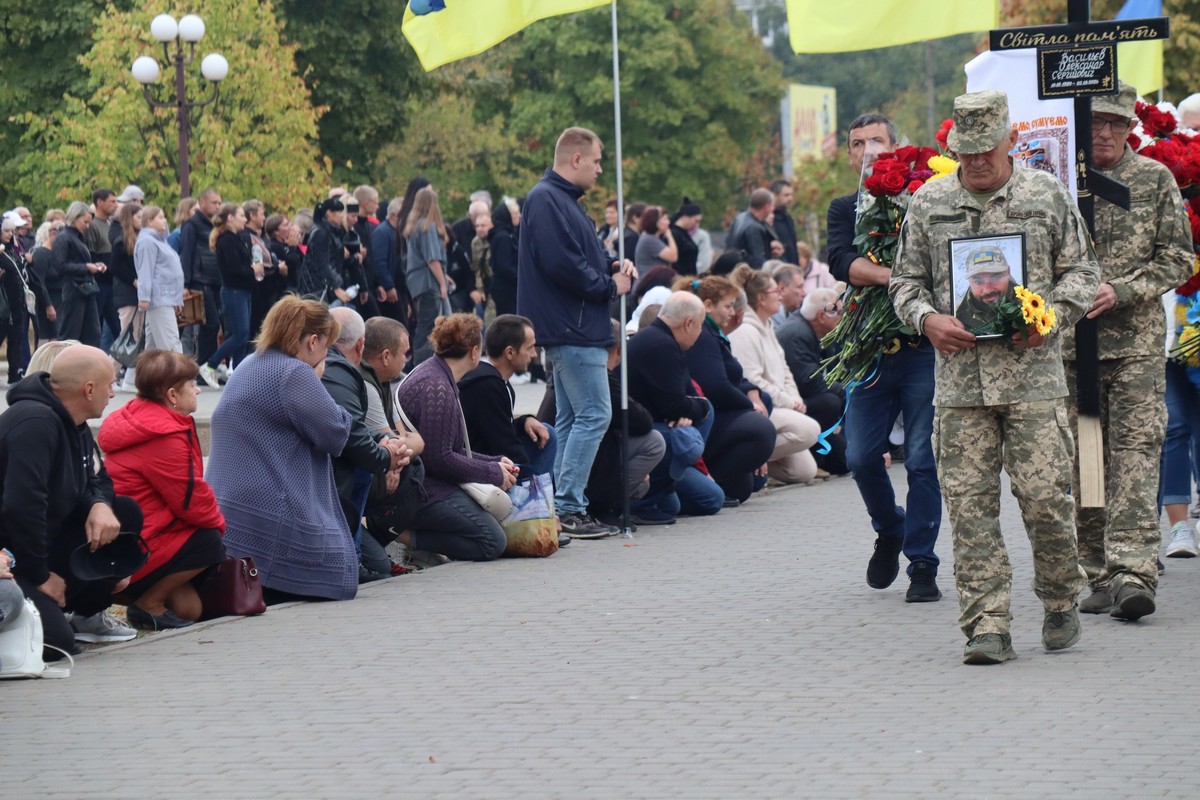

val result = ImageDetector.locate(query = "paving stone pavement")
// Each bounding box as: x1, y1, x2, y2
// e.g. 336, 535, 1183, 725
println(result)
6, 464, 1200, 799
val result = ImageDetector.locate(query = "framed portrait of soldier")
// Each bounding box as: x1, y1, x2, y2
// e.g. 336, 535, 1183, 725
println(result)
948, 233, 1027, 339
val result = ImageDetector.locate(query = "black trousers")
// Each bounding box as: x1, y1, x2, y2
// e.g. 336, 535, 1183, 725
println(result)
705, 410, 776, 503
196, 284, 222, 366
13, 496, 143, 659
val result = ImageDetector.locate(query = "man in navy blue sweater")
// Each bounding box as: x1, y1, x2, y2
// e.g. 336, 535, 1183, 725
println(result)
517, 127, 637, 539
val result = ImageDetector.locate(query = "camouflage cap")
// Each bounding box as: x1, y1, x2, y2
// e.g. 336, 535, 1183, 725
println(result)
965, 245, 1010, 278
1092, 80, 1137, 119
947, 90, 1010, 155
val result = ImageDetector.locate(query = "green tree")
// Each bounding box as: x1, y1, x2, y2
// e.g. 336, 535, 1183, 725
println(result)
0, 1, 135, 206
375, 0, 783, 222
275, 0, 427, 188
12, 0, 328, 212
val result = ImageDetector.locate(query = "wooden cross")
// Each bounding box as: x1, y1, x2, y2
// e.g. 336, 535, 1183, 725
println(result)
989, 0, 1170, 507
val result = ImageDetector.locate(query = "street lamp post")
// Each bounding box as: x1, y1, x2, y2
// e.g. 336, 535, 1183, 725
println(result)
131, 13, 228, 199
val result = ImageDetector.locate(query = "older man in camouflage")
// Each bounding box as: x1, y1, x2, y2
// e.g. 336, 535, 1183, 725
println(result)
1064, 81, 1194, 622
890, 90, 1100, 665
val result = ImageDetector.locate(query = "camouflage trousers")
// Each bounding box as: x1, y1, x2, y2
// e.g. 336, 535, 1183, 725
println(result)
1065, 356, 1166, 594
934, 400, 1085, 638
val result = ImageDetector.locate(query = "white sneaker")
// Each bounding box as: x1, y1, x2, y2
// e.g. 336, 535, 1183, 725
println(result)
1166, 522, 1199, 558
197, 364, 220, 388
69, 610, 137, 643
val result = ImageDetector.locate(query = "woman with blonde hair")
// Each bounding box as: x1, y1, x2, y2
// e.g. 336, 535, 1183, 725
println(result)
110, 201, 143, 390
206, 296, 356, 602
168, 197, 198, 254
30, 220, 63, 343
727, 265, 822, 484
135, 205, 185, 354
404, 185, 450, 365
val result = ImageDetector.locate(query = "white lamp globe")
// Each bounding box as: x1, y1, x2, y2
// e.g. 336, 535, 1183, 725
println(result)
201, 53, 229, 83
150, 14, 178, 43
131, 56, 161, 85
178, 15, 205, 43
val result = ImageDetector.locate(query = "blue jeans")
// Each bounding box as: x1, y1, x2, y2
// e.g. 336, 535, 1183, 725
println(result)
548, 345, 611, 516
208, 286, 252, 369
521, 423, 558, 479
1160, 360, 1200, 506
843, 341, 941, 572
636, 402, 723, 517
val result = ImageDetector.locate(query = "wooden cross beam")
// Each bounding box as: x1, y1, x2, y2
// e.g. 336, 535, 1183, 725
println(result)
989, 0, 1170, 507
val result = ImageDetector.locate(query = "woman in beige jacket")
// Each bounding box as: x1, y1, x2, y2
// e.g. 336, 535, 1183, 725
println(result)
728, 265, 821, 484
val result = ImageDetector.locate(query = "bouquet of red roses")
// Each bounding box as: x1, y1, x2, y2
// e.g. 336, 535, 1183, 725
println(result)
1128, 99, 1200, 377
820, 145, 958, 386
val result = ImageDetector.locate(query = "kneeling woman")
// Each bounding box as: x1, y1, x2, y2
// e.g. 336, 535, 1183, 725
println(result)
394, 313, 515, 562
728, 265, 822, 484
98, 350, 227, 629
207, 296, 355, 602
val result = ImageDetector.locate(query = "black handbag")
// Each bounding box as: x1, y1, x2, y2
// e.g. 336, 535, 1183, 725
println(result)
109, 309, 146, 368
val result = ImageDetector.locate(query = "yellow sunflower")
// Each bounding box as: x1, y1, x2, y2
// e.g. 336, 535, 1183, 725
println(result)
1035, 311, 1054, 337
928, 155, 959, 181
1013, 285, 1032, 303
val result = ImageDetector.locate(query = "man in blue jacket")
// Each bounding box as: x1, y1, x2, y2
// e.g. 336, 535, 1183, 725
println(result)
517, 127, 637, 539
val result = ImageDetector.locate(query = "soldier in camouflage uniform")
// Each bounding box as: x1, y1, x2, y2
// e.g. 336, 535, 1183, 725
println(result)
890, 90, 1100, 665
1062, 81, 1194, 621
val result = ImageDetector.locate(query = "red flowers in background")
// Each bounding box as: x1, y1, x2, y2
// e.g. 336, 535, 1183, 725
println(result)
1137, 101, 1179, 139
935, 119, 953, 150
863, 146, 940, 198
1131, 99, 1200, 295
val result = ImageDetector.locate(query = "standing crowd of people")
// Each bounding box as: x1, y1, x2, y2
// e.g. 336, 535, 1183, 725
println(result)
2, 80, 1198, 670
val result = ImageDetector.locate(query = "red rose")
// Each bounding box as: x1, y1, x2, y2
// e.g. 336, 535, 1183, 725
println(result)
935, 119, 953, 149
1138, 104, 1178, 138
915, 147, 938, 171
893, 145, 920, 167
880, 170, 907, 195
907, 180, 925, 194
1189, 205, 1200, 246
864, 173, 886, 197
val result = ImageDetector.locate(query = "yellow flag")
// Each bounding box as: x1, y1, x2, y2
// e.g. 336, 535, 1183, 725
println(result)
1118, 40, 1163, 95
403, 0, 610, 71
787, 0, 998, 54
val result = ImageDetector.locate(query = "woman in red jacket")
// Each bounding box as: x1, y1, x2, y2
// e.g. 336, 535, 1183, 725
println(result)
98, 349, 226, 629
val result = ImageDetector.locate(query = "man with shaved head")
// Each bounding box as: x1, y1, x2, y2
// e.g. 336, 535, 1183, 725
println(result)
0, 345, 145, 659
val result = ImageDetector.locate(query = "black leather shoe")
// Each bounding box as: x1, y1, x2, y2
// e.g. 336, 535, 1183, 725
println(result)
866, 535, 904, 589
126, 604, 196, 631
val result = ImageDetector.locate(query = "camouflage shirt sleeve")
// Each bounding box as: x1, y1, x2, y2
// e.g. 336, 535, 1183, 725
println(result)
889, 190, 939, 335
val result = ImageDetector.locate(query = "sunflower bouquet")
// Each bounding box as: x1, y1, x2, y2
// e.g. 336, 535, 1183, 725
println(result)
973, 285, 1057, 340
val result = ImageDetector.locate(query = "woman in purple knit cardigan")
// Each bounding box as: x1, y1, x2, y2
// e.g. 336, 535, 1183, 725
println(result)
394, 313, 516, 561
207, 297, 355, 602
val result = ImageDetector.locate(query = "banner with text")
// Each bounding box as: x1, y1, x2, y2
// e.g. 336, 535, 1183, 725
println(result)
966, 49, 1077, 198
782, 84, 838, 176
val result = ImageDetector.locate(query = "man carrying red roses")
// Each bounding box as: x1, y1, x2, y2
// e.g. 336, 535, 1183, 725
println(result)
826, 113, 944, 605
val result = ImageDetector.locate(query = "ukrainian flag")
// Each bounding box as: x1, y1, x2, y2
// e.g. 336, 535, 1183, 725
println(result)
1115, 0, 1164, 95
787, 0, 998, 54
403, 0, 611, 71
